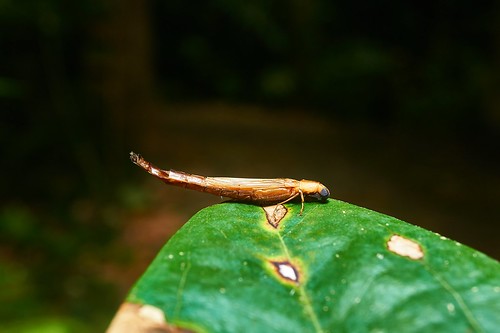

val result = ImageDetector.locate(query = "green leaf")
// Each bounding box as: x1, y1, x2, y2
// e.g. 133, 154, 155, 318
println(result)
124, 200, 500, 333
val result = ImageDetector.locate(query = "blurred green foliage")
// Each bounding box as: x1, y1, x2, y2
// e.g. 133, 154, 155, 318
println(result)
0, 0, 499, 331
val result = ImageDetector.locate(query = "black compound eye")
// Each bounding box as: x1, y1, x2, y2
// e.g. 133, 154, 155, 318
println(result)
320, 187, 330, 199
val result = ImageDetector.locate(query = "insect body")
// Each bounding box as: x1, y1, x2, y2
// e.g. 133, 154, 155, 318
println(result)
130, 152, 330, 213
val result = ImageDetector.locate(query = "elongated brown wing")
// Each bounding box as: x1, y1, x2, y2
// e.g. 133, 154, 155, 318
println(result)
203, 177, 300, 203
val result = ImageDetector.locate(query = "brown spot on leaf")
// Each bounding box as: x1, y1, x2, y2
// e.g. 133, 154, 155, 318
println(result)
107, 302, 196, 333
387, 235, 424, 260
270, 260, 300, 284
263, 204, 287, 228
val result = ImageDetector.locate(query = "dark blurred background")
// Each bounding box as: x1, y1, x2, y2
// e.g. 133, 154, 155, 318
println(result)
1, 1, 499, 331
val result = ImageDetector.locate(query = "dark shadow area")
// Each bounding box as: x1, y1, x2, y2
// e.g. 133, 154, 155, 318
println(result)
1, 1, 499, 330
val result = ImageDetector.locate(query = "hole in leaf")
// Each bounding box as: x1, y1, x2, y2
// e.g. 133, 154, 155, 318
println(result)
271, 261, 300, 283
263, 204, 287, 228
387, 235, 424, 260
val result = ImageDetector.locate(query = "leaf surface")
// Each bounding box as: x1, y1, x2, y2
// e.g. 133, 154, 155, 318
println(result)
126, 200, 500, 333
